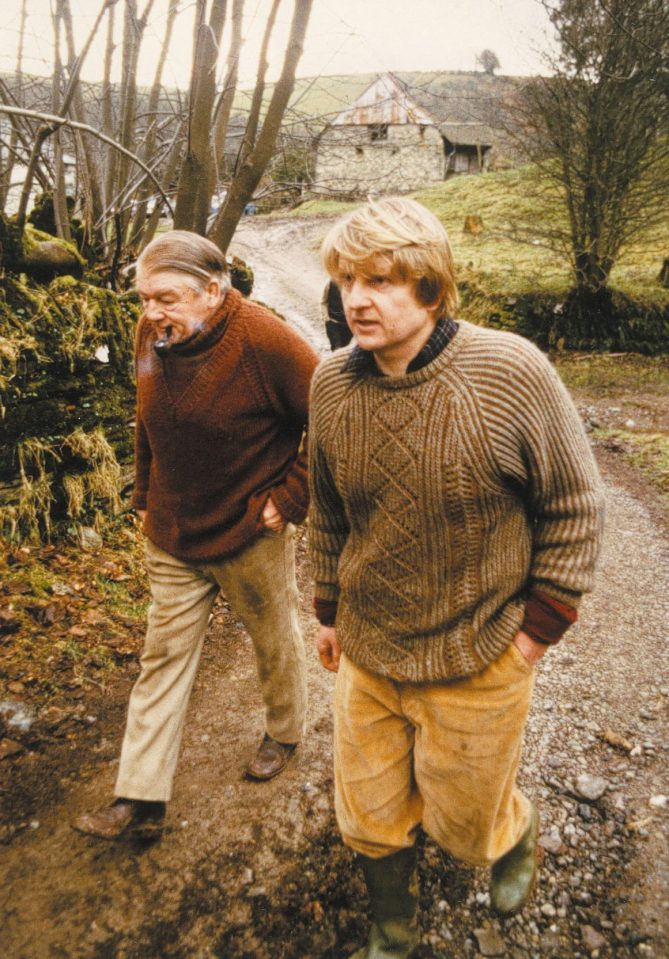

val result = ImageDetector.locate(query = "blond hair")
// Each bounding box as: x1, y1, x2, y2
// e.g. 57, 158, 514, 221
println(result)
321, 197, 458, 317
137, 230, 229, 293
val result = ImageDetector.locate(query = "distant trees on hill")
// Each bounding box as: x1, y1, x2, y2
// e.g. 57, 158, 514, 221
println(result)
477, 50, 500, 75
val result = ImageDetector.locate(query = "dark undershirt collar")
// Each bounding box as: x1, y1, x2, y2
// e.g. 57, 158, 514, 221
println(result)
343, 317, 459, 377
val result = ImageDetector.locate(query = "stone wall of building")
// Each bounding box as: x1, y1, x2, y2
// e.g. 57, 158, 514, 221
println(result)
314, 124, 445, 196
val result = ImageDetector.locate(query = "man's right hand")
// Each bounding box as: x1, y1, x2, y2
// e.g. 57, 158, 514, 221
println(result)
316, 625, 341, 673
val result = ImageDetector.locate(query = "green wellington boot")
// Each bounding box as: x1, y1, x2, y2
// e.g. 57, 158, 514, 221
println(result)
490, 804, 539, 916
350, 846, 420, 959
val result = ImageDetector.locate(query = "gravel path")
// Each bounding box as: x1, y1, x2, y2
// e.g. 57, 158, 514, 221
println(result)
232, 216, 669, 958
0, 216, 666, 959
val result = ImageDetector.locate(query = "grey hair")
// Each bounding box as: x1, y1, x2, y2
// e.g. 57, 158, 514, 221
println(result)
137, 230, 230, 293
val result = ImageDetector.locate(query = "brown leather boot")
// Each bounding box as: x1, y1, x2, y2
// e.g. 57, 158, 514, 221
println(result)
72, 798, 166, 840
245, 733, 297, 781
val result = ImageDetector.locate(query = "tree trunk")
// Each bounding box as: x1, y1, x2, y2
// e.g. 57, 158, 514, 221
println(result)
14, 0, 113, 236
173, 0, 228, 234
50, 3, 73, 244
60, 0, 107, 251
101, 0, 117, 228
128, 0, 179, 248
0, 0, 26, 212
659, 257, 669, 289
209, 0, 314, 252
206, 0, 244, 208
234, 0, 280, 174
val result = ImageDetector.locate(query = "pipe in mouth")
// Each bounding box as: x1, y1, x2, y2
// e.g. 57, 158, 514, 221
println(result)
154, 326, 173, 355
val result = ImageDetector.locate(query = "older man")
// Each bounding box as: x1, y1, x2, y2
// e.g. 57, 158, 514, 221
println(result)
74, 231, 318, 840
309, 198, 604, 957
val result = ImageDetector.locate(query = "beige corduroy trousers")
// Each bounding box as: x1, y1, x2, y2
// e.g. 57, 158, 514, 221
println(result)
334, 645, 535, 866
115, 527, 307, 802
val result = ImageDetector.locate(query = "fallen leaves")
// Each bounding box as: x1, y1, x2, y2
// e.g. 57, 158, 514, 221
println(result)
0, 738, 24, 760
0, 520, 147, 707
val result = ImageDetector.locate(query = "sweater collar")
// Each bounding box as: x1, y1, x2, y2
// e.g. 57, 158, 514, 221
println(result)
158, 289, 233, 358
343, 317, 459, 378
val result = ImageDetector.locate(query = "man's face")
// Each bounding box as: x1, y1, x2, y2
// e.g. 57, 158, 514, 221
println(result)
338, 257, 437, 375
136, 270, 221, 344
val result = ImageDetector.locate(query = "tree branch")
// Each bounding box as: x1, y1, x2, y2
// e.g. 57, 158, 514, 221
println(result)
0, 104, 174, 217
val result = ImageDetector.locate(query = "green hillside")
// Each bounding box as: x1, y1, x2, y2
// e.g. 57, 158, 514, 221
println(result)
294, 166, 668, 303
235, 70, 522, 127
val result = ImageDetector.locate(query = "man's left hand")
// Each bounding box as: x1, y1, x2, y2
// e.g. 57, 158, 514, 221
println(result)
513, 629, 548, 666
261, 495, 286, 532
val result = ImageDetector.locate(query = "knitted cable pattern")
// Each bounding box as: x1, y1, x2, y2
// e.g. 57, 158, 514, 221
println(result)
308, 321, 604, 683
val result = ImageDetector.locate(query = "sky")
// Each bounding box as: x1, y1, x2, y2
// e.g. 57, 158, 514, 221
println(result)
0, 0, 555, 89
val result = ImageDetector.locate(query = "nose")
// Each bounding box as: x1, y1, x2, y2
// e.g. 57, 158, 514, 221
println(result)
143, 299, 165, 323
345, 278, 370, 310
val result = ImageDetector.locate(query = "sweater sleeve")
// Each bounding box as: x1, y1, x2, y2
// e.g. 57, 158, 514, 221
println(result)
308, 362, 351, 608
131, 409, 151, 510
249, 313, 319, 525
131, 318, 151, 511
485, 338, 605, 607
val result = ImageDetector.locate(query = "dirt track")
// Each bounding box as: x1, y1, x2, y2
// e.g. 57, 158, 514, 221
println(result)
1, 216, 668, 959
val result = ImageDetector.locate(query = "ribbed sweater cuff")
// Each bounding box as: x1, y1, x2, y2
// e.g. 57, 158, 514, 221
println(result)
270, 485, 308, 525
522, 589, 578, 645
314, 597, 338, 626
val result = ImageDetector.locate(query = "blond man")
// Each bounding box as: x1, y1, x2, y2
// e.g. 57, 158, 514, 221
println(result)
308, 198, 604, 957
73, 231, 318, 840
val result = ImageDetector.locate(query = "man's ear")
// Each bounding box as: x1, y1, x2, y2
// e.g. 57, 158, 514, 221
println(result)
205, 278, 221, 304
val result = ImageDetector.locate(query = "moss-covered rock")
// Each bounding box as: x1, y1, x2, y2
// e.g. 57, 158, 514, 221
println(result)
0, 211, 86, 280
1, 272, 141, 541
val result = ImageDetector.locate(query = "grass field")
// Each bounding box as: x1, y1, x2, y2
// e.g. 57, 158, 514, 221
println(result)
290, 166, 669, 304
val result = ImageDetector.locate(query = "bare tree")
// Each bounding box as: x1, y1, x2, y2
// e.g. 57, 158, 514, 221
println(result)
0, 0, 27, 211
60, 0, 108, 249
173, 0, 228, 233
13, 0, 116, 235
2, 0, 315, 267
208, 0, 314, 251
127, 0, 180, 248
516, 0, 669, 303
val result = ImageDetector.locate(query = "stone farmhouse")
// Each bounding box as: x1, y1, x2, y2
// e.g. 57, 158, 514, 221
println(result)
314, 73, 513, 198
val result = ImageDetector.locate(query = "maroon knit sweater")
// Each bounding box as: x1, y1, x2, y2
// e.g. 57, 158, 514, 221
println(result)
132, 287, 319, 562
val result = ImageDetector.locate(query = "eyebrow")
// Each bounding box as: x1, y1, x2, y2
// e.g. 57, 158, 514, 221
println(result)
137, 284, 188, 297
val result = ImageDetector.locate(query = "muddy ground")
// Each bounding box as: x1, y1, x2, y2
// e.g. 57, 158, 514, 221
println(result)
1, 216, 668, 959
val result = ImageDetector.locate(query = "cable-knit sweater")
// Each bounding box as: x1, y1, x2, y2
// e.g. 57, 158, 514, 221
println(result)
308, 320, 605, 683
132, 287, 318, 562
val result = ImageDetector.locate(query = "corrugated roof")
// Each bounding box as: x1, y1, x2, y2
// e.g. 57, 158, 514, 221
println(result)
331, 75, 436, 127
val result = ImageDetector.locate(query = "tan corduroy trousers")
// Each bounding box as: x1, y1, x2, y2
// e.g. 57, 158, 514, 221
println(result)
115, 527, 307, 802
334, 645, 535, 866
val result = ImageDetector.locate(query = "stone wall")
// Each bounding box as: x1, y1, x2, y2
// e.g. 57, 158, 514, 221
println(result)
314, 124, 445, 197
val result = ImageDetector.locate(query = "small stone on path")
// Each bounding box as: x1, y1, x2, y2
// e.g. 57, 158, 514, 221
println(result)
474, 926, 506, 956
539, 830, 566, 855
581, 924, 607, 951
575, 773, 609, 801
